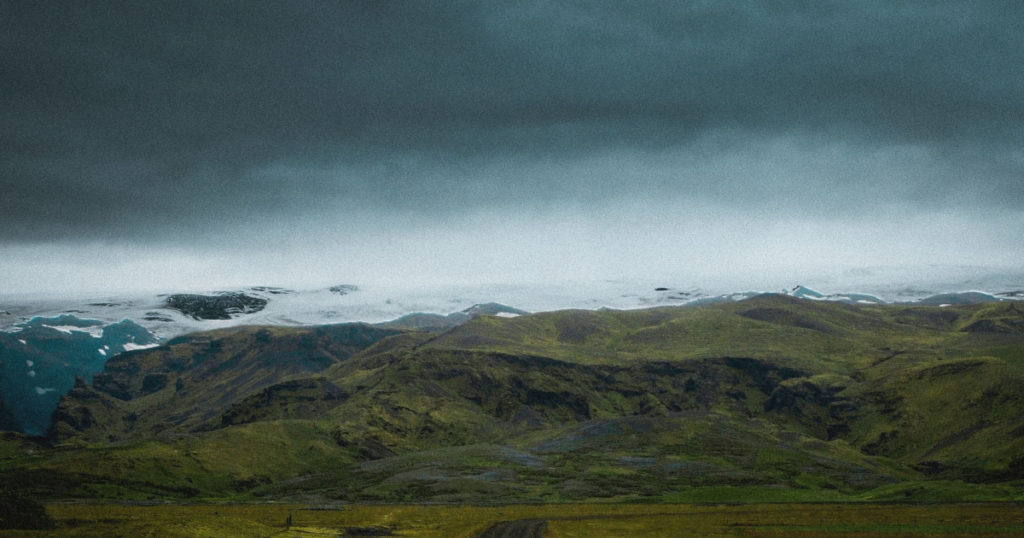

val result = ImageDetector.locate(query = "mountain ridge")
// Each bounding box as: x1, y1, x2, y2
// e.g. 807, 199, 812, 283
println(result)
4, 281, 1022, 341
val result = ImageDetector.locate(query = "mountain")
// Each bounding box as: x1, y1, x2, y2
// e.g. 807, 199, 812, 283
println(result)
377, 302, 528, 331
2, 285, 369, 340
0, 316, 158, 436
783, 285, 886, 304
4, 281, 1022, 350
914, 291, 1004, 306
0, 296, 522, 437
4, 295, 1021, 503
673, 285, 887, 307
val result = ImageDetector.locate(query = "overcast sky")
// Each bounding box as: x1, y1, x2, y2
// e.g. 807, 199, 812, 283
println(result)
2, 1, 1022, 294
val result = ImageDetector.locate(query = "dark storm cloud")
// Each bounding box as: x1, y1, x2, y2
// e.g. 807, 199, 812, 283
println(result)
2, 0, 1023, 242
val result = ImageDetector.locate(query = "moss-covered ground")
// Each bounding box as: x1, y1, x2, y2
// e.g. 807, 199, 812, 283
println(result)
1, 502, 1020, 537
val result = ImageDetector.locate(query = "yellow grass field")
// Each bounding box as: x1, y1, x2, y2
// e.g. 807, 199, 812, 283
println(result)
3, 502, 1023, 537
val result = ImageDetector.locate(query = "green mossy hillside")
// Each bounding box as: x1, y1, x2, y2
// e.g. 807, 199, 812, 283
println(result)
5, 295, 1023, 503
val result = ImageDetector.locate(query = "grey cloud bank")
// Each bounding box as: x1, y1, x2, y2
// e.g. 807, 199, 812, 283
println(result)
1, 1, 1021, 293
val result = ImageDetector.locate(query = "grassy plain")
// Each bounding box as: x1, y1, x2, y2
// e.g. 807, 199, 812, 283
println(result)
2, 502, 1021, 537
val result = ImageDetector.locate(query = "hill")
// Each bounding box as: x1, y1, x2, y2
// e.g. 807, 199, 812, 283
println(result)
3, 295, 1024, 503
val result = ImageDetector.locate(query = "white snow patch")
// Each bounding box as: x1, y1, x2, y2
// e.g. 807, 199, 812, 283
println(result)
43, 324, 104, 337
18, 339, 26, 345
25, 360, 33, 367
98, 348, 107, 356
81, 325, 106, 338
495, 312, 520, 318
27, 370, 35, 377
34, 387, 55, 395
123, 342, 159, 351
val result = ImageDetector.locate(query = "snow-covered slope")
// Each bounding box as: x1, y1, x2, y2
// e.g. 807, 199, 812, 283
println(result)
3, 273, 1022, 341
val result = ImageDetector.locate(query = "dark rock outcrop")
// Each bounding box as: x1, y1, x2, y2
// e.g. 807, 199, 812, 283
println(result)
221, 378, 348, 426
165, 293, 267, 320
328, 285, 359, 295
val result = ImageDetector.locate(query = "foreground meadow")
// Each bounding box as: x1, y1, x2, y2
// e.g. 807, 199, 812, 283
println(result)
3, 502, 1022, 537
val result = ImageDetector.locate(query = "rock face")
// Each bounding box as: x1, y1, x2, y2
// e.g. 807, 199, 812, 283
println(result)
164, 293, 268, 320
221, 378, 349, 426
48, 377, 123, 442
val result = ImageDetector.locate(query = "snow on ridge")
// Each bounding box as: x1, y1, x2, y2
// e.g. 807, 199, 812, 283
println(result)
2, 271, 1022, 340
42, 324, 105, 338
123, 342, 159, 351
34, 387, 55, 395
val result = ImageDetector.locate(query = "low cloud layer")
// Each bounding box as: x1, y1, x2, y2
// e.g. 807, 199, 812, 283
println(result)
2, 2, 1021, 292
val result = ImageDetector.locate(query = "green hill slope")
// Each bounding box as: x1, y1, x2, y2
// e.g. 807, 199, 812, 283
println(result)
4, 296, 1024, 503
49, 323, 401, 442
